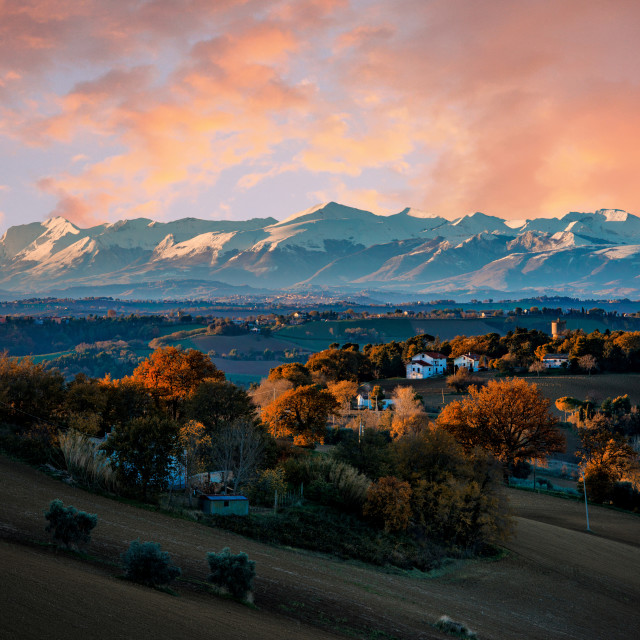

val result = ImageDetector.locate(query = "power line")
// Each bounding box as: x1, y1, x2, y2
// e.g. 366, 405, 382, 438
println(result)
0, 398, 64, 431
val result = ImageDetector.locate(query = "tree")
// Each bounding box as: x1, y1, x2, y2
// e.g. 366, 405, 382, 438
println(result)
210, 420, 265, 494
555, 396, 582, 422
528, 361, 546, 377
333, 428, 393, 479
121, 540, 181, 587
267, 362, 312, 388
249, 377, 293, 410
132, 347, 224, 419
179, 420, 211, 506
577, 414, 635, 480
446, 368, 485, 393
185, 380, 255, 435
369, 385, 385, 410
327, 380, 359, 413
579, 354, 598, 375
44, 499, 97, 550
363, 476, 412, 532
102, 415, 179, 500
207, 549, 255, 600
306, 348, 372, 383
261, 384, 338, 445
0, 353, 65, 429
393, 428, 511, 550
437, 378, 565, 479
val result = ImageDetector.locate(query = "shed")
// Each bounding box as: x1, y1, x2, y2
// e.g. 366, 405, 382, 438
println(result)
198, 494, 249, 516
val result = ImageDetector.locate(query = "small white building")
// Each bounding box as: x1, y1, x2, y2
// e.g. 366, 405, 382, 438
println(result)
542, 353, 569, 368
454, 352, 482, 372
406, 352, 447, 379
356, 394, 394, 410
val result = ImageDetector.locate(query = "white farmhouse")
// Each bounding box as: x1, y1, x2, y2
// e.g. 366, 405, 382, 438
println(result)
454, 352, 482, 372
406, 352, 448, 379
542, 353, 569, 368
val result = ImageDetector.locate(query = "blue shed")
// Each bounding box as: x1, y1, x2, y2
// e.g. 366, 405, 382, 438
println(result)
199, 495, 249, 516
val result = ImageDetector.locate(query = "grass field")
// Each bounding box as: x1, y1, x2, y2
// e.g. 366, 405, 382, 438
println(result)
1, 456, 639, 640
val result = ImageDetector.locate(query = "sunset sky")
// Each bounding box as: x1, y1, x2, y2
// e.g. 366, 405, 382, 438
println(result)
1, 0, 639, 234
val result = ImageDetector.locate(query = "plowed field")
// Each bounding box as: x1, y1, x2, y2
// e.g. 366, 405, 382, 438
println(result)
1, 456, 639, 640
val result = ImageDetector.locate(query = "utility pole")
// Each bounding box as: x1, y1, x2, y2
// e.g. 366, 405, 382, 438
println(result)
582, 466, 591, 532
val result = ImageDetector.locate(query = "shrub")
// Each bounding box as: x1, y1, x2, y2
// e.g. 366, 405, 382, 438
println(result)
434, 615, 477, 639
363, 476, 412, 532
59, 430, 118, 491
121, 540, 181, 587
246, 467, 287, 507
44, 499, 97, 550
283, 456, 371, 511
207, 548, 255, 600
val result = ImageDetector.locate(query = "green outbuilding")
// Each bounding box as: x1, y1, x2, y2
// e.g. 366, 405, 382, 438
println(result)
198, 494, 249, 516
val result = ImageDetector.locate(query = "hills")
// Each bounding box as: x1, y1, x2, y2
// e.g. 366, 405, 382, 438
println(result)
1, 202, 640, 300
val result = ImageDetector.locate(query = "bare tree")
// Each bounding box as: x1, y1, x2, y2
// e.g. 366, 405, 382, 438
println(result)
579, 354, 598, 376
529, 361, 546, 377
249, 378, 293, 410
211, 420, 264, 494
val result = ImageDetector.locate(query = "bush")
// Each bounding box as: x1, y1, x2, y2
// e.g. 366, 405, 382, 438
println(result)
246, 467, 287, 507
44, 499, 97, 549
282, 456, 371, 511
207, 548, 255, 600
434, 615, 477, 639
121, 539, 181, 587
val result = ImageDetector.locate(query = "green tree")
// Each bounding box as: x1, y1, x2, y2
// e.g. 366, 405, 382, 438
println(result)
44, 499, 97, 550
102, 415, 179, 500
122, 540, 181, 587
207, 548, 255, 600
185, 380, 255, 436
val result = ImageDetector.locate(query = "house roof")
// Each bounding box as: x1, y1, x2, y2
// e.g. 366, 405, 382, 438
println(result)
543, 353, 569, 359
456, 352, 481, 360
413, 351, 446, 360
200, 495, 248, 501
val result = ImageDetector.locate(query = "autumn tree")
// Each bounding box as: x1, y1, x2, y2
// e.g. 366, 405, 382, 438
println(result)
305, 348, 372, 383
393, 427, 511, 550
132, 347, 224, 419
390, 385, 428, 439
63, 374, 109, 436
555, 396, 582, 422
267, 362, 312, 388
437, 378, 565, 479
261, 384, 338, 446
327, 380, 359, 413
363, 476, 412, 532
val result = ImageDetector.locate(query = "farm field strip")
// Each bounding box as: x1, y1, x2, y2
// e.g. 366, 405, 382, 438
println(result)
1, 456, 639, 640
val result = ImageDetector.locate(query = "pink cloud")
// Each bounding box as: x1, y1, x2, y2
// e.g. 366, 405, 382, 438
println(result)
2, 0, 640, 227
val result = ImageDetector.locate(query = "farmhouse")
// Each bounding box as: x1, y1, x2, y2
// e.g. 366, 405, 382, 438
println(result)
542, 353, 570, 368
454, 352, 482, 371
406, 351, 447, 379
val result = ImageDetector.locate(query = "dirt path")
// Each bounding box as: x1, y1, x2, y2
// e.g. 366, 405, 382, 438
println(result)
1, 456, 639, 640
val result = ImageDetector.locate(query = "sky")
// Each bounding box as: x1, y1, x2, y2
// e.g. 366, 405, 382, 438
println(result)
1, 0, 640, 234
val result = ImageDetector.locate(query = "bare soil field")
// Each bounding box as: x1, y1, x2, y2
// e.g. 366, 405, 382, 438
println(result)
1, 456, 639, 640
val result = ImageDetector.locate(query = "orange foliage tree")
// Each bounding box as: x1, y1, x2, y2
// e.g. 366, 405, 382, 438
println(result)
363, 476, 412, 532
261, 384, 338, 446
132, 347, 224, 419
437, 377, 565, 478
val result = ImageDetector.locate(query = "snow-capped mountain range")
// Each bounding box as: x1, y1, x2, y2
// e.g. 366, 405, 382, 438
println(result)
2, 202, 640, 300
